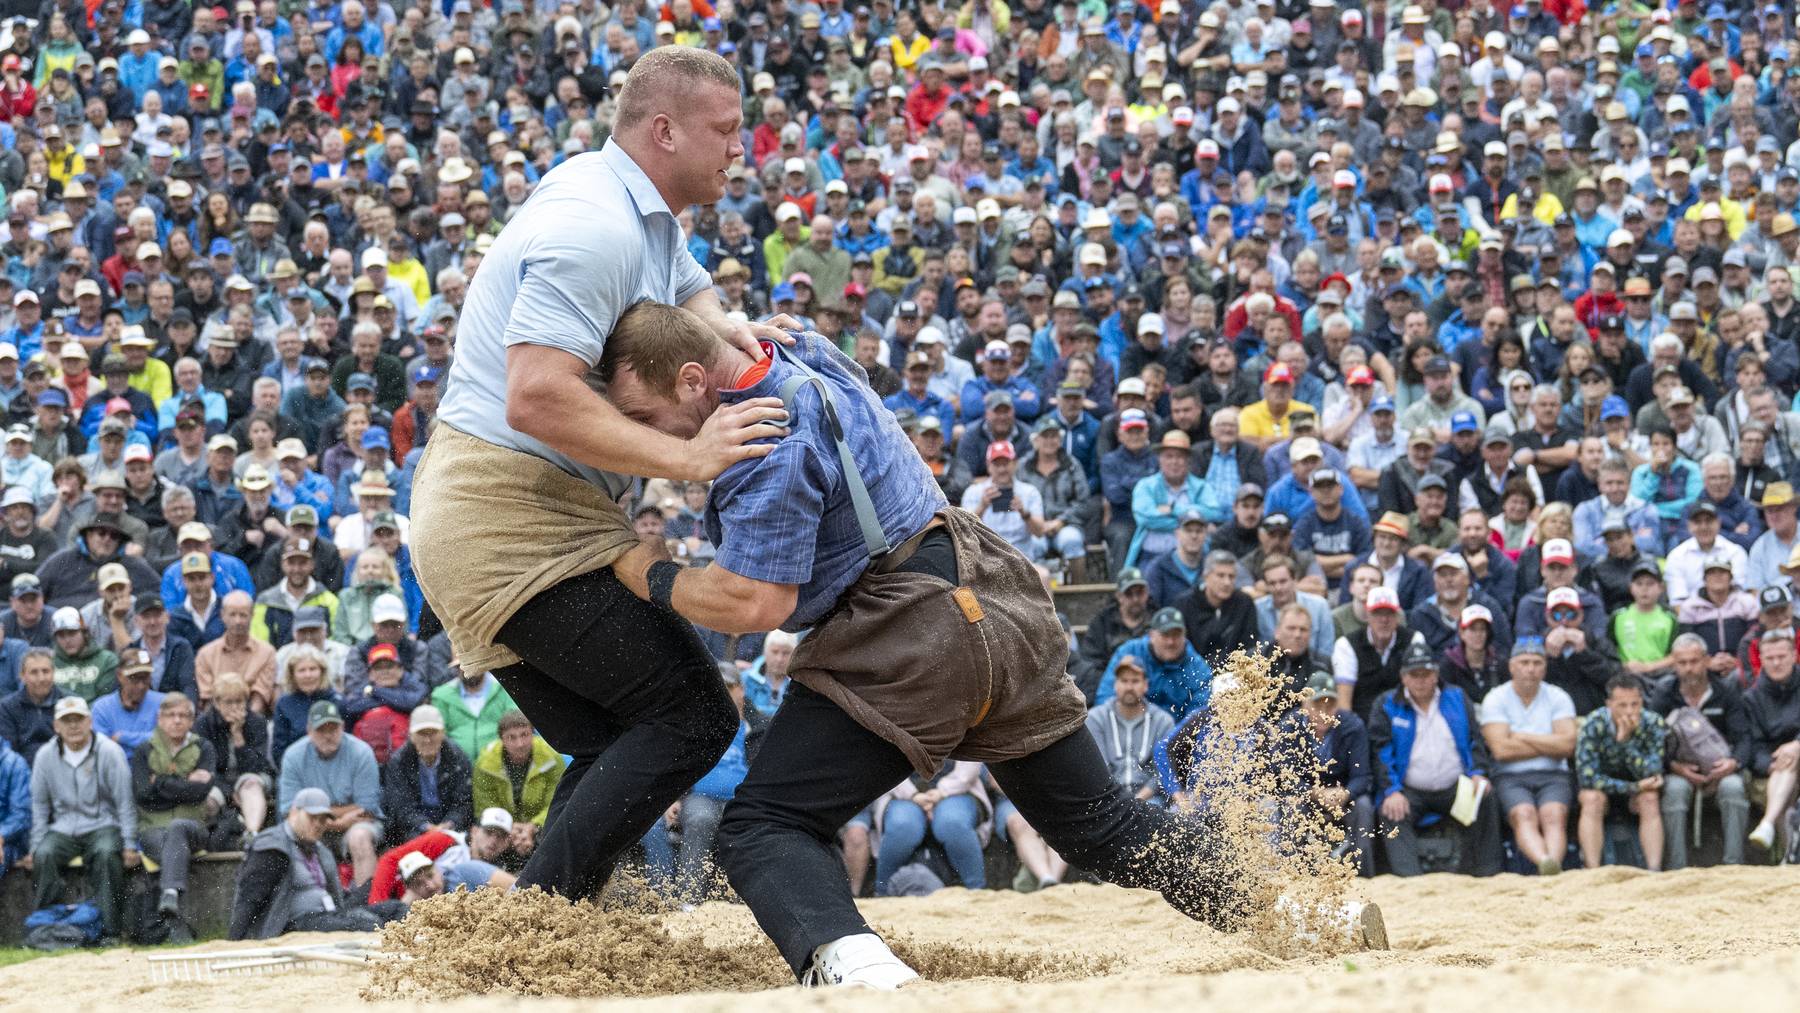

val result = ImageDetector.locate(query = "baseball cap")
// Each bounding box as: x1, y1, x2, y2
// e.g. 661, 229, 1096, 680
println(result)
294, 605, 329, 631
306, 700, 343, 730
51, 606, 84, 632
1459, 604, 1493, 629
1450, 411, 1479, 434
1759, 586, 1792, 612
1542, 538, 1575, 565
1365, 587, 1401, 613
480, 807, 515, 833
986, 440, 1017, 462
1150, 606, 1186, 633
1306, 671, 1338, 702
54, 696, 91, 720
1116, 567, 1148, 593
367, 642, 401, 666
372, 593, 407, 625
1546, 586, 1583, 612
1309, 467, 1341, 487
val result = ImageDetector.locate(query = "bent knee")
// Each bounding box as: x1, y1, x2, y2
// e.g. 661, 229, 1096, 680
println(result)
1578, 789, 1609, 809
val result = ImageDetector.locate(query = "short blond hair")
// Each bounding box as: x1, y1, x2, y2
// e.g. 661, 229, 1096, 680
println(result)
212, 671, 249, 704
612, 47, 743, 134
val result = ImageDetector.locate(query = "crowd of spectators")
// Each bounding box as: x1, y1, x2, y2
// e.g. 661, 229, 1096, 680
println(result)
4, 0, 1800, 944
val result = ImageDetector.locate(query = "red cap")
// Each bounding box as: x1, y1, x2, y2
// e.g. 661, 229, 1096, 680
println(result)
843, 282, 867, 298
1546, 586, 1583, 612
366, 642, 400, 665
986, 440, 1016, 462
190, 83, 209, 100
106, 397, 133, 415
1347, 365, 1375, 386
1542, 538, 1575, 566
1320, 272, 1350, 292
2, 55, 19, 72
1263, 362, 1295, 385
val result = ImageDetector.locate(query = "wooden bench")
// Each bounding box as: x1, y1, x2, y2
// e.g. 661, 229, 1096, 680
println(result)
0, 851, 245, 944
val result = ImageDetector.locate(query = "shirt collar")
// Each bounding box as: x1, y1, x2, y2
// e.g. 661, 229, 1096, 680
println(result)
600, 140, 675, 221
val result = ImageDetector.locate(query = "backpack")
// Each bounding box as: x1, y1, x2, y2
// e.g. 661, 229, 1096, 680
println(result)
23, 903, 102, 950
1668, 706, 1732, 771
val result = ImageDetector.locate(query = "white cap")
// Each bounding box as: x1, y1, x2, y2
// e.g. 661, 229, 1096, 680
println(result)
1484, 140, 1507, 157
969, 55, 988, 71
953, 206, 978, 225
914, 326, 945, 346
1332, 169, 1357, 188
1079, 243, 1108, 266
775, 202, 802, 223
1485, 30, 1506, 48
976, 198, 1001, 220
361, 247, 388, 269
127, 28, 150, 45
397, 851, 434, 881
1117, 377, 1148, 398
54, 696, 90, 720
479, 807, 514, 832
783, 156, 806, 174
52, 606, 83, 632
371, 593, 407, 625
1607, 228, 1635, 248
1217, 96, 1241, 115
1137, 313, 1164, 336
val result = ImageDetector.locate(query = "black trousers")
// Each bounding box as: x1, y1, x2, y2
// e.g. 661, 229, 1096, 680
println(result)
1381, 785, 1505, 877
718, 683, 1239, 977
493, 567, 738, 901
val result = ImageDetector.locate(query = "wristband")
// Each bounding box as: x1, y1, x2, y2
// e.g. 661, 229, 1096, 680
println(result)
647, 560, 681, 611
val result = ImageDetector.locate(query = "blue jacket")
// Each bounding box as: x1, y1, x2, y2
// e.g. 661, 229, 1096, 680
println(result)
1142, 549, 1200, 609
1127, 473, 1206, 568
883, 388, 955, 435
1373, 684, 1484, 802
1100, 445, 1156, 510
959, 373, 1042, 423
1097, 635, 1213, 722
160, 550, 256, 609
1571, 495, 1663, 560
0, 738, 29, 859
271, 469, 334, 524
1338, 554, 1432, 611
1316, 709, 1373, 798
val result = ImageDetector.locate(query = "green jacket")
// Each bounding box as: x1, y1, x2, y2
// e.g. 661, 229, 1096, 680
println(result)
333, 582, 401, 645
429, 677, 516, 761
252, 583, 341, 647
54, 639, 121, 703
473, 735, 563, 827
176, 59, 225, 112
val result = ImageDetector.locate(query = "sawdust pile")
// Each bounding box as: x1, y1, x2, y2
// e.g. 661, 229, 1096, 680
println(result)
365, 886, 1113, 1001
1177, 649, 1361, 958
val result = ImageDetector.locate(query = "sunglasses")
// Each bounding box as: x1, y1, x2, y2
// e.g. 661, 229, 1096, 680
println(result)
1548, 608, 1580, 622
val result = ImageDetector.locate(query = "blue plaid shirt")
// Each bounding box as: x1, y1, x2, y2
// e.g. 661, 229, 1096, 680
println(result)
707, 334, 947, 631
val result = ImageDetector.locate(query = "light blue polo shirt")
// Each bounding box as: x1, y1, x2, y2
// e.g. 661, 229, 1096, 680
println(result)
437, 140, 714, 497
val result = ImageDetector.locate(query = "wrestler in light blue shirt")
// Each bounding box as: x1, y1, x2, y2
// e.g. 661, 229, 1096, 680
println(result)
438, 140, 715, 497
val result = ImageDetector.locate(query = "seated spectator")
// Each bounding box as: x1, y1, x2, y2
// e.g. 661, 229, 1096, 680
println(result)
1543, 587, 1622, 717
250, 506, 345, 594
1332, 586, 1424, 720
1099, 408, 1157, 569
1142, 509, 1206, 608
1451, 507, 1519, 608
1486, 478, 1541, 562
342, 642, 427, 758
91, 648, 164, 751
251, 537, 340, 648
1586, 512, 1661, 615
0, 648, 61, 758
1631, 426, 1701, 547
277, 699, 384, 885
167, 551, 226, 648
29, 696, 136, 942
1440, 604, 1510, 702
131, 593, 197, 701
1612, 562, 1678, 681
1074, 570, 1152, 701
1665, 500, 1749, 604
1015, 416, 1095, 579
1402, 473, 1458, 565
1348, 512, 1431, 610
1172, 550, 1259, 664
1123, 431, 1204, 568
472, 709, 564, 862
1411, 552, 1514, 658
429, 656, 516, 761
961, 440, 1049, 562
1254, 555, 1334, 663
1696, 453, 1761, 552
1377, 427, 1455, 521
272, 644, 340, 762
1514, 539, 1608, 644
1746, 629, 1800, 855
742, 629, 795, 719
333, 552, 404, 646
381, 704, 474, 847
1299, 671, 1375, 877
228, 787, 381, 939
1746, 482, 1799, 593
1481, 639, 1579, 876
0, 726, 27, 877
158, 520, 256, 609
1192, 408, 1266, 525
1085, 656, 1174, 806
1206, 482, 1265, 562
1097, 606, 1214, 722
1575, 674, 1669, 871
1572, 459, 1663, 560
873, 759, 990, 895
1739, 587, 1800, 683
1235, 510, 1328, 600
132, 692, 240, 942
78, 563, 139, 654
1371, 638, 1502, 877
1676, 556, 1759, 688
50, 606, 120, 703
3, 574, 53, 648
1292, 468, 1371, 588
195, 590, 278, 712
643, 666, 762, 903
1651, 634, 1752, 870
192, 672, 274, 845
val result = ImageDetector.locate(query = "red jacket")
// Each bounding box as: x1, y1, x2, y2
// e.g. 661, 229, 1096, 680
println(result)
906, 82, 951, 134
0, 79, 35, 122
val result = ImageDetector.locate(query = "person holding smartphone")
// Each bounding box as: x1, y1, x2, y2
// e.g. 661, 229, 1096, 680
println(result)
960, 440, 1048, 561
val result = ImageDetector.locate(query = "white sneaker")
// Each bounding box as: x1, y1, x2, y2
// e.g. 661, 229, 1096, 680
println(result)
1750, 822, 1777, 850
1276, 895, 1390, 951
801, 933, 920, 989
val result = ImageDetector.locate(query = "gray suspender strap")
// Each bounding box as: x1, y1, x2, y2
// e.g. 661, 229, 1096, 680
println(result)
773, 344, 893, 559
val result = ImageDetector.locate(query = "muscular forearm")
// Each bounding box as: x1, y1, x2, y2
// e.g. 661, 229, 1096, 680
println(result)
614, 544, 798, 634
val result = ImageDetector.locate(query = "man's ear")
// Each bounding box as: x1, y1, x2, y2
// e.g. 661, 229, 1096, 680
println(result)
678, 361, 708, 397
